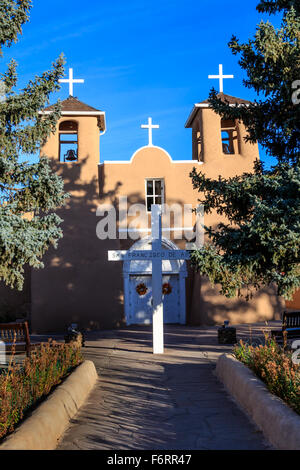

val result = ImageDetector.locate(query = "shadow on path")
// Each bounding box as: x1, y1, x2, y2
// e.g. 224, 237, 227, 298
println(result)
57, 324, 275, 450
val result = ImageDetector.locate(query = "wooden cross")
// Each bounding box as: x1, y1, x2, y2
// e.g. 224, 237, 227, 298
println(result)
108, 205, 190, 354
141, 117, 160, 147
59, 68, 85, 96
208, 64, 234, 93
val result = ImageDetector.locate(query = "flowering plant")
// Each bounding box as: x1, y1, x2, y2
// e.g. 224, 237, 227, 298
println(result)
0, 341, 83, 440
234, 334, 300, 415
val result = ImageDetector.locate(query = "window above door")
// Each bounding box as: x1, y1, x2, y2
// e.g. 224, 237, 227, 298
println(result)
145, 178, 165, 212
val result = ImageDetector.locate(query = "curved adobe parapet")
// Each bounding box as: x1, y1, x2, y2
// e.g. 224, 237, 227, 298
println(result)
130, 145, 173, 165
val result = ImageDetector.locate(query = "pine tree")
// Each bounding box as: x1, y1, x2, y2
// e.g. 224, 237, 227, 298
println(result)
190, 0, 300, 300
0, 1, 68, 290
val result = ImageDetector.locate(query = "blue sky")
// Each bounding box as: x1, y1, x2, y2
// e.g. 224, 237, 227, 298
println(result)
2, 0, 280, 167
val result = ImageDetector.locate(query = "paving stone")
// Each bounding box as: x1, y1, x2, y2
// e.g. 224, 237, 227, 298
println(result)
57, 324, 277, 450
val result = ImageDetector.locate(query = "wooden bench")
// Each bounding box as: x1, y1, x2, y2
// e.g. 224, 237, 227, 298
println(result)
0, 321, 40, 358
271, 311, 300, 348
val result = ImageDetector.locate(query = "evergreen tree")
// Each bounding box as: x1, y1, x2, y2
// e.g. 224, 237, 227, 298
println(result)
0, 1, 67, 290
190, 0, 300, 300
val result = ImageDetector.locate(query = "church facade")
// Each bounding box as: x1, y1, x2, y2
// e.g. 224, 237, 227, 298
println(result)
1, 92, 287, 333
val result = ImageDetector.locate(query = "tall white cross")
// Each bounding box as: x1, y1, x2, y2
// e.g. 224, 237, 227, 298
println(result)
108, 205, 190, 354
59, 68, 85, 96
141, 117, 160, 147
208, 64, 234, 93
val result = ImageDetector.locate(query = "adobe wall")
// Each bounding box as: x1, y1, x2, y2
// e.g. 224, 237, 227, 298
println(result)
190, 273, 284, 326
31, 115, 125, 333
191, 108, 260, 163
285, 290, 300, 310
101, 146, 282, 328
28, 112, 283, 333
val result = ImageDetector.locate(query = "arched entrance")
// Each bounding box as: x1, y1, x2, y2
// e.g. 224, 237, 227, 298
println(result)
123, 237, 187, 325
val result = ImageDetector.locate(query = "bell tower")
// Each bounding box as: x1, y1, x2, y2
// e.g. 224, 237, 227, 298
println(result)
32, 95, 107, 333
40, 96, 106, 180
185, 93, 259, 164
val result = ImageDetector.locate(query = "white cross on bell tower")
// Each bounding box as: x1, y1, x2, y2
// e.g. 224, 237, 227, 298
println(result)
208, 64, 234, 93
59, 68, 85, 96
141, 117, 160, 147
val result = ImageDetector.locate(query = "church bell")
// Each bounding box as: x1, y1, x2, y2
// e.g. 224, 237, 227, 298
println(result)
64, 149, 77, 162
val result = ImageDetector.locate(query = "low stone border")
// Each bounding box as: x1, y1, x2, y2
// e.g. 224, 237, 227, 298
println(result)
0, 360, 98, 450
216, 353, 300, 450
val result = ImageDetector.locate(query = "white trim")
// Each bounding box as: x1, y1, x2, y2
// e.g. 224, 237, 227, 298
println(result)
101, 160, 203, 165
100, 144, 204, 165
40, 111, 105, 116
170, 160, 203, 164
100, 145, 170, 165
39, 110, 106, 133
194, 103, 250, 109
185, 102, 250, 128
100, 144, 203, 166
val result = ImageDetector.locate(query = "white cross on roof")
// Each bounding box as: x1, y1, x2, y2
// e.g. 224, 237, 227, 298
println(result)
59, 68, 84, 96
141, 117, 160, 146
208, 64, 234, 93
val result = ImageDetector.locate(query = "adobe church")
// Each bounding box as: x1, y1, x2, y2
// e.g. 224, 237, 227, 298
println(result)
1, 67, 290, 333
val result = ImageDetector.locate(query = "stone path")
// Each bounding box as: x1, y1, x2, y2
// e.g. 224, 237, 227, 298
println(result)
57, 324, 276, 450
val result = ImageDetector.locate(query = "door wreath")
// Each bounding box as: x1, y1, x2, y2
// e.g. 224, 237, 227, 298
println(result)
136, 283, 148, 296
162, 282, 172, 295
136, 282, 172, 296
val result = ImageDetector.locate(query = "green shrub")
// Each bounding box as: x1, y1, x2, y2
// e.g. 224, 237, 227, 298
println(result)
0, 341, 83, 440
234, 336, 300, 415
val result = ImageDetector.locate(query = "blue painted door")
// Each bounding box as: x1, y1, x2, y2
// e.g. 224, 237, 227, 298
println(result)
129, 275, 180, 325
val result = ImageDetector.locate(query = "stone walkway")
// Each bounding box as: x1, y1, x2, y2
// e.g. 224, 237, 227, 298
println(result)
57, 324, 277, 450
